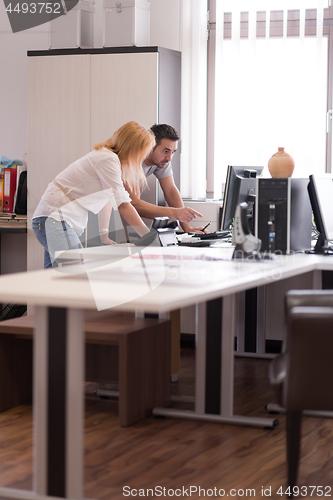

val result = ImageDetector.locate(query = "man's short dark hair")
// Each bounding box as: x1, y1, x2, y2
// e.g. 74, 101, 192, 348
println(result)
150, 124, 180, 146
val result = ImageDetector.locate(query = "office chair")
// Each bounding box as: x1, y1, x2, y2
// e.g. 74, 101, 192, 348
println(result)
269, 290, 333, 497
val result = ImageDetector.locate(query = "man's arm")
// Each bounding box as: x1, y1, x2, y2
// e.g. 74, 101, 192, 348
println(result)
159, 176, 205, 232
125, 177, 203, 230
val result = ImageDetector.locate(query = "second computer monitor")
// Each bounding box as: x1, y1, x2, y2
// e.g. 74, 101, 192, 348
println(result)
308, 174, 333, 253
221, 165, 264, 232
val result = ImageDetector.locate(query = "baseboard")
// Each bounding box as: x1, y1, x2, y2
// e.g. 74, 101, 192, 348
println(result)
180, 334, 282, 354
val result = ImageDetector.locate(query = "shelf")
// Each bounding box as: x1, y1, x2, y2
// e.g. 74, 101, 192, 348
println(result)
0, 215, 27, 233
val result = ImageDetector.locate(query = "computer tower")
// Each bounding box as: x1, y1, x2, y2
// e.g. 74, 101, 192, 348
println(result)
255, 178, 312, 254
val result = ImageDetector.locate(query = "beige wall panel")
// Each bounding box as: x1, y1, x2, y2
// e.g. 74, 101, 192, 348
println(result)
27, 55, 91, 271
1, 234, 27, 275
180, 305, 197, 334
90, 53, 159, 145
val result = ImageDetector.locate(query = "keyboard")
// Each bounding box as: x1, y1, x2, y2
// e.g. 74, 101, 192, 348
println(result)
178, 239, 214, 247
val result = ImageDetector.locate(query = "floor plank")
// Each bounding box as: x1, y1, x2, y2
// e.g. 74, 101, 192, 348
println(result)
0, 347, 332, 499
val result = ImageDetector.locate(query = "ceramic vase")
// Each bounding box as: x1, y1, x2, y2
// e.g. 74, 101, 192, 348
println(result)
268, 147, 295, 178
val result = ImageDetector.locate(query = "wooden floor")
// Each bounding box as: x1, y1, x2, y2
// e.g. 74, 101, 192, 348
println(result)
0, 345, 333, 499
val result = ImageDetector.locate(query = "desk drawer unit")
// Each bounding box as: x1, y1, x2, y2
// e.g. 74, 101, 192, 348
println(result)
0, 313, 171, 427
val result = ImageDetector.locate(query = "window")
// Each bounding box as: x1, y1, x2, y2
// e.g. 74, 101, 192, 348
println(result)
209, 1, 331, 199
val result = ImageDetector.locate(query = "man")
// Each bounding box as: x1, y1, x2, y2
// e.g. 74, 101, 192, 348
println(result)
126, 124, 205, 233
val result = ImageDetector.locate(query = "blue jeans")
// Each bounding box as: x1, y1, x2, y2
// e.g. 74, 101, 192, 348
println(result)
32, 217, 83, 269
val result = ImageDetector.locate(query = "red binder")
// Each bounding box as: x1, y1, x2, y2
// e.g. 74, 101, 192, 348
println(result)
3, 167, 17, 213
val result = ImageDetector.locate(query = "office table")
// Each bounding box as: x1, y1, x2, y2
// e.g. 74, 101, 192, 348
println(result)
0, 245, 331, 499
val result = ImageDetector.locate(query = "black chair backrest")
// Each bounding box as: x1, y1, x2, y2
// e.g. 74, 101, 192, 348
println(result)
283, 304, 333, 411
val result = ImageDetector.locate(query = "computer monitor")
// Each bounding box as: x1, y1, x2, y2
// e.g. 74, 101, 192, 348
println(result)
308, 175, 333, 253
220, 165, 264, 232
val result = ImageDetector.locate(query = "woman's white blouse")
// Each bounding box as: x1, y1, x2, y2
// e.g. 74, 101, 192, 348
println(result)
33, 148, 131, 235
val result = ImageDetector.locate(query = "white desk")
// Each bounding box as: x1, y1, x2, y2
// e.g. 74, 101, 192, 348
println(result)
0, 246, 332, 499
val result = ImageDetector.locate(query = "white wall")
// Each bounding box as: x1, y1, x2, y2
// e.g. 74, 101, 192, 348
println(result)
150, 0, 181, 51
0, 0, 181, 164
0, 6, 49, 160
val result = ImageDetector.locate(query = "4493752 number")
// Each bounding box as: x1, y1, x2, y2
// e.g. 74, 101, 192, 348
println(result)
277, 486, 332, 497
5, 3, 62, 14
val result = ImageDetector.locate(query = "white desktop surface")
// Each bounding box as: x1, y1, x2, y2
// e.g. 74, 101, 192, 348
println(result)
1, 245, 327, 313
0, 247, 333, 499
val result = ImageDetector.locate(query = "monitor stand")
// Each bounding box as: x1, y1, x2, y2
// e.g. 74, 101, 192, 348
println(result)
314, 233, 333, 254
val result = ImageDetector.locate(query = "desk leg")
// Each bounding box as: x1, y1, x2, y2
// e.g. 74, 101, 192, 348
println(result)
194, 302, 206, 414
153, 294, 278, 428
220, 294, 235, 417
235, 287, 277, 360
33, 305, 84, 499
196, 296, 234, 416
200, 295, 235, 418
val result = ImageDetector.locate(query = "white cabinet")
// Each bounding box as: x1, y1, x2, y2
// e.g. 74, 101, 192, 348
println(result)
90, 53, 159, 143
27, 47, 181, 271
27, 54, 91, 271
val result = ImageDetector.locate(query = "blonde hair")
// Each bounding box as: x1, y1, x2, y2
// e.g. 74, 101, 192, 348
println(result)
94, 121, 155, 190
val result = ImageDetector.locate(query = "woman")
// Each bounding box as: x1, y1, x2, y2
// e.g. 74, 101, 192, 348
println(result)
32, 121, 154, 268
